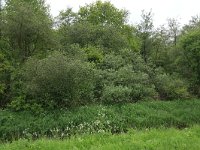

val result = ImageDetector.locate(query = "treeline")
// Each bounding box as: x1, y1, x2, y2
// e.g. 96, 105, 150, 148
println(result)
0, 0, 200, 111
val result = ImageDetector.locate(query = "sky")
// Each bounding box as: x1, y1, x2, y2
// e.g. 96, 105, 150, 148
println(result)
46, 0, 200, 27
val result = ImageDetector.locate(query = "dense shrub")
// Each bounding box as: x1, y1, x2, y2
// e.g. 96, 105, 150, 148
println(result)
101, 85, 132, 104
95, 53, 157, 103
153, 68, 190, 99
116, 65, 157, 100
83, 45, 103, 63
10, 51, 95, 110
99, 53, 125, 70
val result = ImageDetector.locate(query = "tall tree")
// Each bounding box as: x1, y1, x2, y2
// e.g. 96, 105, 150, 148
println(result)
4, 0, 53, 62
151, 26, 169, 66
78, 0, 128, 27
178, 26, 200, 96
58, 1, 140, 53
137, 10, 154, 62
167, 18, 180, 46
182, 15, 200, 34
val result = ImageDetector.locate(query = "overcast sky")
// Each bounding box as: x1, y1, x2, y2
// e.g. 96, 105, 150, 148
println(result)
46, 0, 200, 27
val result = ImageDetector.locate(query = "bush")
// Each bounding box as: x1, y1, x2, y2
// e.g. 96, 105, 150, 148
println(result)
116, 65, 157, 100
11, 51, 95, 110
99, 53, 125, 70
101, 85, 132, 104
83, 45, 103, 63
154, 68, 190, 99
119, 49, 150, 73
96, 53, 157, 103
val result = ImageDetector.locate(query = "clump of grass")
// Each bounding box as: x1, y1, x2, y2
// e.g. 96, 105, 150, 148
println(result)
0, 99, 200, 142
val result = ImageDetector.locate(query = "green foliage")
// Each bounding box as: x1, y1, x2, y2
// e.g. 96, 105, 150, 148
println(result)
182, 15, 200, 33
58, 22, 135, 53
56, 8, 78, 26
82, 45, 103, 63
99, 53, 125, 70
78, 1, 128, 27
60, 44, 87, 60
11, 51, 95, 110
58, 1, 140, 53
0, 39, 13, 107
9, 95, 44, 113
0, 0, 199, 113
0, 53, 12, 106
153, 68, 190, 99
179, 27, 200, 96
137, 10, 154, 62
1, 99, 200, 142
3, 0, 53, 61
150, 27, 169, 67
59, 22, 95, 48
115, 65, 157, 100
101, 85, 132, 104
96, 52, 157, 103
119, 49, 150, 72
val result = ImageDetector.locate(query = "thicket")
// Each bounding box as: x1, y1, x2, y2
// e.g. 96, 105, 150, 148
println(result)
0, 0, 200, 111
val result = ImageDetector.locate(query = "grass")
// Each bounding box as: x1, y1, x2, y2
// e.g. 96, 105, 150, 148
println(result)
1, 126, 200, 150
1, 99, 200, 142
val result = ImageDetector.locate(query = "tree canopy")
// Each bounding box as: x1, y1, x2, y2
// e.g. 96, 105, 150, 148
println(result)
0, 0, 199, 109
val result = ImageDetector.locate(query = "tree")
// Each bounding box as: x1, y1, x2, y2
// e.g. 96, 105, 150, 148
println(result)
58, 1, 140, 54
182, 15, 200, 34
56, 8, 78, 27
179, 27, 200, 96
78, 0, 128, 27
151, 26, 169, 66
137, 10, 154, 62
4, 0, 53, 62
0, 39, 13, 107
167, 18, 180, 46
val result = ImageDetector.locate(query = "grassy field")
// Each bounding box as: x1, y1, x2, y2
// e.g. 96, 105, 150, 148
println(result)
1, 126, 200, 150
1, 99, 200, 142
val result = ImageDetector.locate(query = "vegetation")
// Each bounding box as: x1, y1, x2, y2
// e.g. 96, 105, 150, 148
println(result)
10, 51, 95, 110
1, 0, 199, 110
1, 99, 200, 142
1, 126, 200, 150
0, 0, 200, 147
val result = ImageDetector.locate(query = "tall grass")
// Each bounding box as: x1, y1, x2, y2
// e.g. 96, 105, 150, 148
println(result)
1, 99, 200, 142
